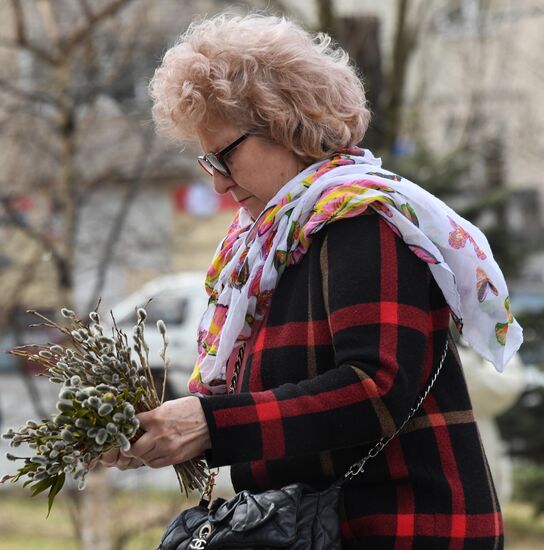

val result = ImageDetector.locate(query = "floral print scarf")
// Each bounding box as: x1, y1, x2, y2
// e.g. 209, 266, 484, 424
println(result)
188, 147, 523, 395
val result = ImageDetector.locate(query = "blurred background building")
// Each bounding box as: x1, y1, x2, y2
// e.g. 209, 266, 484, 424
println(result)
1, 1, 543, 549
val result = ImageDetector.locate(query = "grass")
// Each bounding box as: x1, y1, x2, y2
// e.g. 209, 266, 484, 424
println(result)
1, 488, 544, 549
0, 490, 76, 550
0, 487, 198, 550
502, 501, 544, 550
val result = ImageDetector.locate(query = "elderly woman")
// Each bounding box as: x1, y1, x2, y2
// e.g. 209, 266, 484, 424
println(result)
100, 13, 522, 549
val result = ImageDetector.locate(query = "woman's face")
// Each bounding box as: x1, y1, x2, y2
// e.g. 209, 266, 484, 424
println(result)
197, 122, 307, 220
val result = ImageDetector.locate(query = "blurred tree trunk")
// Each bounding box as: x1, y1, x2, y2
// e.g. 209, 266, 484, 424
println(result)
316, 0, 336, 36
483, 137, 521, 276
316, 0, 430, 153
337, 15, 384, 150
384, 0, 412, 152
81, 465, 112, 550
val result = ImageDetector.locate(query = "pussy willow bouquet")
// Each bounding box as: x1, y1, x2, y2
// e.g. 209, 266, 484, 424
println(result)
1, 306, 207, 515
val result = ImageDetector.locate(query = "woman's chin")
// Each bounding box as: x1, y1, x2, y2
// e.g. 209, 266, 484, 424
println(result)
241, 198, 266, 221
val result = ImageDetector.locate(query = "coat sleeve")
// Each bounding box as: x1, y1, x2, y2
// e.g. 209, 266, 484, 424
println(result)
198, 214, 450, 467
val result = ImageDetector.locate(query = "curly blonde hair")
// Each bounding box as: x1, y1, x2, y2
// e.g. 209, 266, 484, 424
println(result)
149, 13, 371, 162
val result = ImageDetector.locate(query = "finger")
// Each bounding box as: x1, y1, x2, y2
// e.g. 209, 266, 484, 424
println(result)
121, 457, 145, 470
127, 433, 157, 459
145, 455, 172, 469
85, 456, 100, 470
116, 455, 135, 470
99, 448, 120, 467
125, 458, 145, 469
116, 454, 145, 469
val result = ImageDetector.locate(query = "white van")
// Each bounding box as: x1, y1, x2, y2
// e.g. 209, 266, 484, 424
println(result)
108, 272, 208, 397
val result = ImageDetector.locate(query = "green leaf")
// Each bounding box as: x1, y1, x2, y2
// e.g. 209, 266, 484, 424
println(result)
11, 471, 24, 484
30, 477, 55, 496
46, 473, 65, 518
23, 477, 36, 488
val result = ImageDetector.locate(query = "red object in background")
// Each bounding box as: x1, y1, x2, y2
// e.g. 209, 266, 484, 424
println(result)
219, 194, 239, 210
5, 311, 67, 374
173, 183, 239, 214
10, 195, 33, 212
23, 354, 48, 374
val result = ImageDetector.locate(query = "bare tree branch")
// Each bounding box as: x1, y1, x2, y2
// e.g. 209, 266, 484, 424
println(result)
0, 36, 56, 66
9, 0, 25, 42
63, 0, 136, 53
6, 0, 59, 65
3, 0, 137, 66
0, 195, 70, 289
0, 254, 37, 332
84, 128, 155, 312
0, 77, 61, 107
102, 3, 150, 89
0, 100, 58, 125
37, 0, 63, 54
78, 0, 94, 23
0, 249, 49, 419
5, 127, 62, 166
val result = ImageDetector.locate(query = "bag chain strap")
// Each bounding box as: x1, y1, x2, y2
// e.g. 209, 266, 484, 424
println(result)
228, 343, 246, 393
339, 338, 449, 486
221, 338, 449, 490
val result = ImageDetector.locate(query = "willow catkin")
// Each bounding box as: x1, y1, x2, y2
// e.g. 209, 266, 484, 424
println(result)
1, 306, 208, 511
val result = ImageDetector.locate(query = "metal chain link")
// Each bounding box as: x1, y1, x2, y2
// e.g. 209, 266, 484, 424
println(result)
229, 343, 246, 394
339, 339, 449, 485
226, 337, 450, 488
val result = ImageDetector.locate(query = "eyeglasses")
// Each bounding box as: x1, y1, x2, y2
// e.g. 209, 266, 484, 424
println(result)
197, 132, 251, 177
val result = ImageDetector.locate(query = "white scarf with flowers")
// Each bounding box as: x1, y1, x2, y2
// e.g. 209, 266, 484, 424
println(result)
188, 147, 523, 395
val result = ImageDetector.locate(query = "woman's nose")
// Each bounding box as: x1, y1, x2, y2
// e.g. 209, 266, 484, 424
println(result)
212, 172, 234, 195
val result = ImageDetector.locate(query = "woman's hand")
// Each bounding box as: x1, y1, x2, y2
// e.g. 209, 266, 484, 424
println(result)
100, 396, 211, 470
98, 448, 145, 470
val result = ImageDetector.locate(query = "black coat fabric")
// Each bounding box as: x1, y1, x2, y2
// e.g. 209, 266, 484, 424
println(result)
199, 213, 504, 548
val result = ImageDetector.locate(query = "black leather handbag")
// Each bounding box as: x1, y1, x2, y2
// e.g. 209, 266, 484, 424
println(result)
159, 482, 342, 549
157, 340, 449, 550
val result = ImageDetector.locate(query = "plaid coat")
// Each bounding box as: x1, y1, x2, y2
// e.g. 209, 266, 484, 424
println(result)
198, 213, 504, 548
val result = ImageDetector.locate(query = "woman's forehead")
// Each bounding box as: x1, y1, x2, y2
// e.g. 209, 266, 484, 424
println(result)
197, 123, 241, 151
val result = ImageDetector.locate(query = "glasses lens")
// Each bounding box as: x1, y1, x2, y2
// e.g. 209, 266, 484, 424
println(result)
198, 158, 214, 176
207, 154, 230, 177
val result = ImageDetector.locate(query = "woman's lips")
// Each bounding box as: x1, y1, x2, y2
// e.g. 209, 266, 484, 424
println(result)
238, 196, 250, 204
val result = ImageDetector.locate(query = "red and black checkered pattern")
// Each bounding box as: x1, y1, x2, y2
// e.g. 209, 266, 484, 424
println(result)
198, 213, 503, 548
